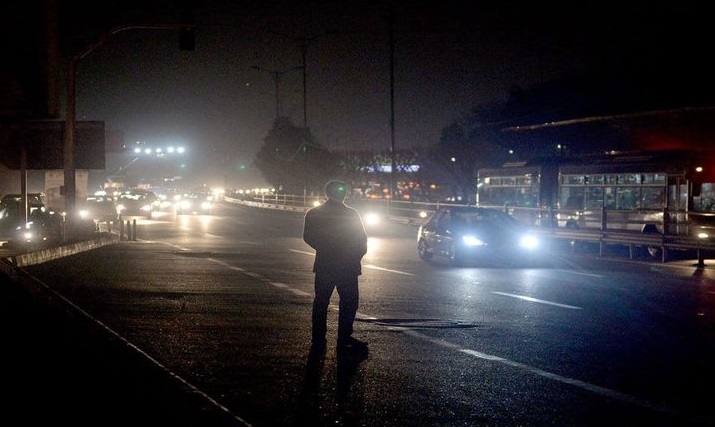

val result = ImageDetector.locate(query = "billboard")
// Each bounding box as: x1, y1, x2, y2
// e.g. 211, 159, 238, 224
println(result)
0, 120, 105, 170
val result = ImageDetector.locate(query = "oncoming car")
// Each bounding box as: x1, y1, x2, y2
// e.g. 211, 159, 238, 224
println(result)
417, 206, 542, 267
116, 189, 159, 219
175, 192, 213, 215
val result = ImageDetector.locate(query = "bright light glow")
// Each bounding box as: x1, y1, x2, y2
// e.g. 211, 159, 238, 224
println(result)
462, 235, 485, 246
313, 200, 321, 207
695, 166, 703, 173
144, 148, 152, 154
519, 235, 540, 249
364, 212, 381, 226
79, 209, 89, 219
167, 146, 175, 153
419, 211, 428, 218
177, 147, 185, 153
134, 147, 142, 154
697, 232, 709, 239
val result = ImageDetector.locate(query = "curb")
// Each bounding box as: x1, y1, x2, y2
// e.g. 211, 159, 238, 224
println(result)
1, 233, 121, 273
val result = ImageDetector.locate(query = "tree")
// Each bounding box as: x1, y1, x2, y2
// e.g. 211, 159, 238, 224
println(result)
254, 117, 336, 194
418, 105, 508, 203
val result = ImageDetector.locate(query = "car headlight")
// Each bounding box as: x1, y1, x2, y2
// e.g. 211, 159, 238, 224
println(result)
519, 235, 539, 249
364, 212, 381, 226
462, 235, 486, 246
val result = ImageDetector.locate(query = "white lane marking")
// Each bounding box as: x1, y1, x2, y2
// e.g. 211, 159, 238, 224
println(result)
363, 264, 414, 276
559, 270, 603, 278
268, 281, 311, 297
399, 329, 684, 419
492, 291, 582, 310
290, 249, 315, 256
290, 249, 413, 276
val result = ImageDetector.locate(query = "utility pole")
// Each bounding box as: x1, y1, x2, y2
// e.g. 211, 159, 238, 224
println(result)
250, 65, 302, 118
388, 7, 396, 206
270, 29, 335, 196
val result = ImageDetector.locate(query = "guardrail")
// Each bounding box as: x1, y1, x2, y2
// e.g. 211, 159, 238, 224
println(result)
224, 194, 715, 265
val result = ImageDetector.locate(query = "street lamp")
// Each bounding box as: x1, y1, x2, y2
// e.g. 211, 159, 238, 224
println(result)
64, 23, 194, 240
250, 65, 303, 118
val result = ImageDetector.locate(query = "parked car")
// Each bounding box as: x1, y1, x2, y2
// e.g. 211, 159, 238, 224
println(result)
417, 206, 542, 266
0, 194, 63, 248
0, 192, 47, 209
116, 189, 159, 219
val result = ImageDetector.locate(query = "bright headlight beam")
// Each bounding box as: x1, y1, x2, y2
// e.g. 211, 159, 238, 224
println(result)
520, 235, 539, 249
462, 235, 485, 246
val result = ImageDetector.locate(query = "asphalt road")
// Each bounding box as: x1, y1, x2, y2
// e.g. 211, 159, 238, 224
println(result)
2, 204, 714, 426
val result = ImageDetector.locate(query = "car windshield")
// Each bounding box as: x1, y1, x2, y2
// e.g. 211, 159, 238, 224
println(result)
453, 209, 515, 227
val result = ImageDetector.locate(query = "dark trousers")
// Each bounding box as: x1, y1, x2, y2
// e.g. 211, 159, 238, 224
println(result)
312, 273, 359, 343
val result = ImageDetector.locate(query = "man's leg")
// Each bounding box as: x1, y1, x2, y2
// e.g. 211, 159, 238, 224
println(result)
312, 275, 334, 347
335, 276, 359, 343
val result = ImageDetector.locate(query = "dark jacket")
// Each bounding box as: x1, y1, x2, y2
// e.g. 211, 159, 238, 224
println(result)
303, 199, 368, 278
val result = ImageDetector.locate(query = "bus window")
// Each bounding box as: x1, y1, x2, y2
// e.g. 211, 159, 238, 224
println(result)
616, 187, 639, 210
585, 187, 604, 208
693, 183, 715, 212
641, 186, 665, 209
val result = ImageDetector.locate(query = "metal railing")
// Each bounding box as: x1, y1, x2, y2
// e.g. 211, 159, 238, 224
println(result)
225, 193, 715, 264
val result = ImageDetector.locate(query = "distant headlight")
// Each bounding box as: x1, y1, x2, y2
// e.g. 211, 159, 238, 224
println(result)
364, 212, 381, 226
462, 235, 486, 246
519, 235, 539, 249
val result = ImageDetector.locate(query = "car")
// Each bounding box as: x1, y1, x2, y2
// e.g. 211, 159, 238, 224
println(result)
417, 206, 542, 266
79, 195, 118, 224
115, 189, 159, 219
175, 192, 213, 215
0, 194, 64, 247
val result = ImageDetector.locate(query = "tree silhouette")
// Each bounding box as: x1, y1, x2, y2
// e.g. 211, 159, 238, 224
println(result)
254, 117, 335, 194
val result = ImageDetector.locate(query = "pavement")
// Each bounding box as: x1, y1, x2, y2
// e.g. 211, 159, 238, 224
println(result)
1, 231, 712, 426
0, 233, 251, 427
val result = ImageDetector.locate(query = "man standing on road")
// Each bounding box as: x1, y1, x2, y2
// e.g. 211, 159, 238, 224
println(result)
303, 180, 368, 351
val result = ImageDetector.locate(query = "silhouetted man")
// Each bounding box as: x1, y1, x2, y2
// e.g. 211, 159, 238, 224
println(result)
303, 180, 368, 351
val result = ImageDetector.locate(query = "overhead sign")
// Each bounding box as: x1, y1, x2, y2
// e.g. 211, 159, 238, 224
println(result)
0, 120, 105, 170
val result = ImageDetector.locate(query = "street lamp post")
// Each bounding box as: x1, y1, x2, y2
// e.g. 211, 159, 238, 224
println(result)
63, 23, 193, 240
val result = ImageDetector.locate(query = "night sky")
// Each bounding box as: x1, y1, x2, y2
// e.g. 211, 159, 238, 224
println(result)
57, 1, 710, 188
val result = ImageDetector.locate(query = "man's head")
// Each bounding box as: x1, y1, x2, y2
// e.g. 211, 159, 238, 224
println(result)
325, 180, 348, 201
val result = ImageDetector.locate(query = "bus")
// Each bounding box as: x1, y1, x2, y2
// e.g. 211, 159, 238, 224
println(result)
476, 149, 715, 239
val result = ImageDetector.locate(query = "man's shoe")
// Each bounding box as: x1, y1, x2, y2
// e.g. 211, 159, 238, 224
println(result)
337, 337, 368, 349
